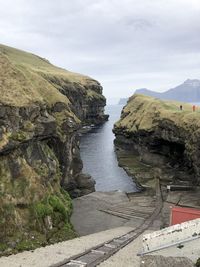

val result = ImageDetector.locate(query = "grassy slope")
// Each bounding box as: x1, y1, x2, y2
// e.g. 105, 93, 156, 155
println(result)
0, 45, 91, 253
115, 94, 200, 133
0, 44, 103, 107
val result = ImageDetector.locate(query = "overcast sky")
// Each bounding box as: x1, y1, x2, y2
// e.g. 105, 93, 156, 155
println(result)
0, 0, 200, 103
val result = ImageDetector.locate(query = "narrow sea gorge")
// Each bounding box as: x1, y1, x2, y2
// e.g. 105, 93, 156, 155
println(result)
1, 2, 200, 265
80, 105, 137, 193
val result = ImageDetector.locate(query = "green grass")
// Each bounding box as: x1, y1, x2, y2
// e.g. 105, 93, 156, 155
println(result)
15, 240, 36, 252
0, 44, 103, 107
0, 243, 8, 252
33, 190, 72, 221
0, 44, 85, 80
10, 130, 28, 142
115, 94, 200, 132
34, 202, 53, 219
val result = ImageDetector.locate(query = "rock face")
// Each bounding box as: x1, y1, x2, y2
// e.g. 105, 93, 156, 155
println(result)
114, 94, 200, 188
0, 44, 107, 254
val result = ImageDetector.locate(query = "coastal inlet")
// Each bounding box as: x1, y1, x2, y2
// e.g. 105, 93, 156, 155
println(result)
80, 105, 138, 193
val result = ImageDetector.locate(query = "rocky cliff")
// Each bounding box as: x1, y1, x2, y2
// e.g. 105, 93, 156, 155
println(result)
114, 94, 200, 189
0, 44, 108, 255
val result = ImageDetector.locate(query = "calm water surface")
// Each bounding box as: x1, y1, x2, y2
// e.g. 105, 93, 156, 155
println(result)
80, 105, 137, 192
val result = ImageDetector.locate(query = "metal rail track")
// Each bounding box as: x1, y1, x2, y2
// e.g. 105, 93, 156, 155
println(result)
51, 180, 163, 267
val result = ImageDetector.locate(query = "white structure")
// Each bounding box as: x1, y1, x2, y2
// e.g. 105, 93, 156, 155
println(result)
139, 218, 200, 255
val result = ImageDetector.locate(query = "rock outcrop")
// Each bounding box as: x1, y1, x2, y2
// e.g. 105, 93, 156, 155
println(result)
0, 44, 107, 254
114, 94, 200, 188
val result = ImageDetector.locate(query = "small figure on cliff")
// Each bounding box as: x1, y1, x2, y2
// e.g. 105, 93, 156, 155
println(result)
180, 105, 183, 111
193, 105, 196, 112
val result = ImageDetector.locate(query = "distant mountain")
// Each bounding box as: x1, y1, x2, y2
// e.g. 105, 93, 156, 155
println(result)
118, 98, 128, 105
119, 79, 200, 104
135, 79, 200, 102
134, 88, 162, 98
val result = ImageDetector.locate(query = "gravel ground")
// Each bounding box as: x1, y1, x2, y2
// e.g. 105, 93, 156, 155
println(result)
0, 226, 133, 267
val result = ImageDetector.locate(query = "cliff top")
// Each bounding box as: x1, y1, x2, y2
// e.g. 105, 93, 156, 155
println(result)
0, 44, 103, 107
115, 94, 200, 132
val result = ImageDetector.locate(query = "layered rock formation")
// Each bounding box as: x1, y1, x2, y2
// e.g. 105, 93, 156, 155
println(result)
114, 94, 200, 188
0, 44, 107, 254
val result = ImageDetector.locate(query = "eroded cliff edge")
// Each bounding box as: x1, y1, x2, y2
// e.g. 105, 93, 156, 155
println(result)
113, 94, 200, 189
0, 44, 108, 254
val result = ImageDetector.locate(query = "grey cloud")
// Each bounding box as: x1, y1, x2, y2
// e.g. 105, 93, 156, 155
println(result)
0, 0, 200, 103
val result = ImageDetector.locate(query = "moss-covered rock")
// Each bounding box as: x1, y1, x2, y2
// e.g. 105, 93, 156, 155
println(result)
0, 43, 107, 255
0, 43, 108, 124
114, 94, 200, 187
